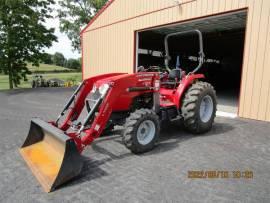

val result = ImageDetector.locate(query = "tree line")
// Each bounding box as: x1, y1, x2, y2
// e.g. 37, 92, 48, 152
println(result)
0, 0, 107, 89
43, 52, 81, 70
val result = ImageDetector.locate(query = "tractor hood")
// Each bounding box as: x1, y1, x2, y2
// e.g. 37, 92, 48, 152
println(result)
94, 73, 129, 87
93, 72, 160, 88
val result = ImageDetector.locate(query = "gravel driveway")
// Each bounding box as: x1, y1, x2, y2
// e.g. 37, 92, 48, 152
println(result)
0, 88, 269, 203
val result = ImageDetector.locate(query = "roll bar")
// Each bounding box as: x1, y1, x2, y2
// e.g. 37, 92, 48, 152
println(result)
164, 29, 205, 73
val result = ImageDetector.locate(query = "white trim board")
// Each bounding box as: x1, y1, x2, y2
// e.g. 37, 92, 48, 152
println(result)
216, 111, 237, 119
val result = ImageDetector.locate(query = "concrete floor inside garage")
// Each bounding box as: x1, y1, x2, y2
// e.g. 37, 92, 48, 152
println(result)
137, 10, 247, 116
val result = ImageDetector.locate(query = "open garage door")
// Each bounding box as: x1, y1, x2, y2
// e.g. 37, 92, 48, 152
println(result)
136, 10, 247, 117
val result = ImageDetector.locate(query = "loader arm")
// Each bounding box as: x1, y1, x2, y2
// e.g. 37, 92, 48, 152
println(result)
57, 73, 126, 131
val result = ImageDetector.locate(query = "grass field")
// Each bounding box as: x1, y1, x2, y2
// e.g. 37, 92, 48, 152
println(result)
0, 64, 82, 90
27, 63, 70, 72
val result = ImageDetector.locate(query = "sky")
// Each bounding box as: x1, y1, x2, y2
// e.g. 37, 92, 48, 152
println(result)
44, 2, 81, 60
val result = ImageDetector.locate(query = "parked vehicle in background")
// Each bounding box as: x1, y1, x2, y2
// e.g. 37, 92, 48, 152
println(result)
31, 75, 48, 88
47, 78, 64, 87
32, 75, 65, 88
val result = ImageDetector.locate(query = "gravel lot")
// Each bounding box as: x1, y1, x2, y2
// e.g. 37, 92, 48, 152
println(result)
0, 88, 270, 203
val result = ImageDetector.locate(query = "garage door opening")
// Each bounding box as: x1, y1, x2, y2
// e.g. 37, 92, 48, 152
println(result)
136, 10, 247, 116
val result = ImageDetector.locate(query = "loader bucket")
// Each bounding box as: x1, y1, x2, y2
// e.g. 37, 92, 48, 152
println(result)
19, 118, 83, 192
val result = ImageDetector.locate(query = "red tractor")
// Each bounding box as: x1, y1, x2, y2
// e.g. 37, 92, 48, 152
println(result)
20, 30, 217, 192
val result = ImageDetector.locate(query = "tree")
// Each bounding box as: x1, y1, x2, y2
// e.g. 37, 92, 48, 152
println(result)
58, 0, 108, 51
53, 52, 65, 66
42, 53, 53, 65
78, 57, 82, 70
0, 0, 57, 89
65, 58, 81, 69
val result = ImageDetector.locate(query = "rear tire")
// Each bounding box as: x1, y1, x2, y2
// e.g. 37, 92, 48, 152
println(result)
181, 81, 217, 134
122, 109, 160, 154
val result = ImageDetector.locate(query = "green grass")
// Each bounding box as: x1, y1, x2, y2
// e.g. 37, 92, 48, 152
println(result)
0, 63, 82, 90
0, 72, 82, 90
27, 63, 70, 72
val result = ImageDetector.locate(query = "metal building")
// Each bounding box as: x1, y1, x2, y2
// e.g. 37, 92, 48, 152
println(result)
81, 0, 270, 122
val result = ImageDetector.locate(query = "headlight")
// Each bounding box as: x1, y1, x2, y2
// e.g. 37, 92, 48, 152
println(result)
91, 84, 97, 93
99, 84, 110, 96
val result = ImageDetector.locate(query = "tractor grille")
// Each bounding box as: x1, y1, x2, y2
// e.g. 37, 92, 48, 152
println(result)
86, 90, 102, 110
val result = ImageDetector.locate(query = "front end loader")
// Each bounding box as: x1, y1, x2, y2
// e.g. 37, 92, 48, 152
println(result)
20, 72, 161, 192
19, 29, 217, 192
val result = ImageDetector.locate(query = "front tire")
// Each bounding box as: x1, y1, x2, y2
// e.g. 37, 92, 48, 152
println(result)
122, 109, 160, 154
181, 81, 217, 134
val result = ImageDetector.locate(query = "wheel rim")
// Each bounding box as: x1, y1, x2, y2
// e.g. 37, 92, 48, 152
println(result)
199, 95, 214, 123
137, 120, 156, 145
